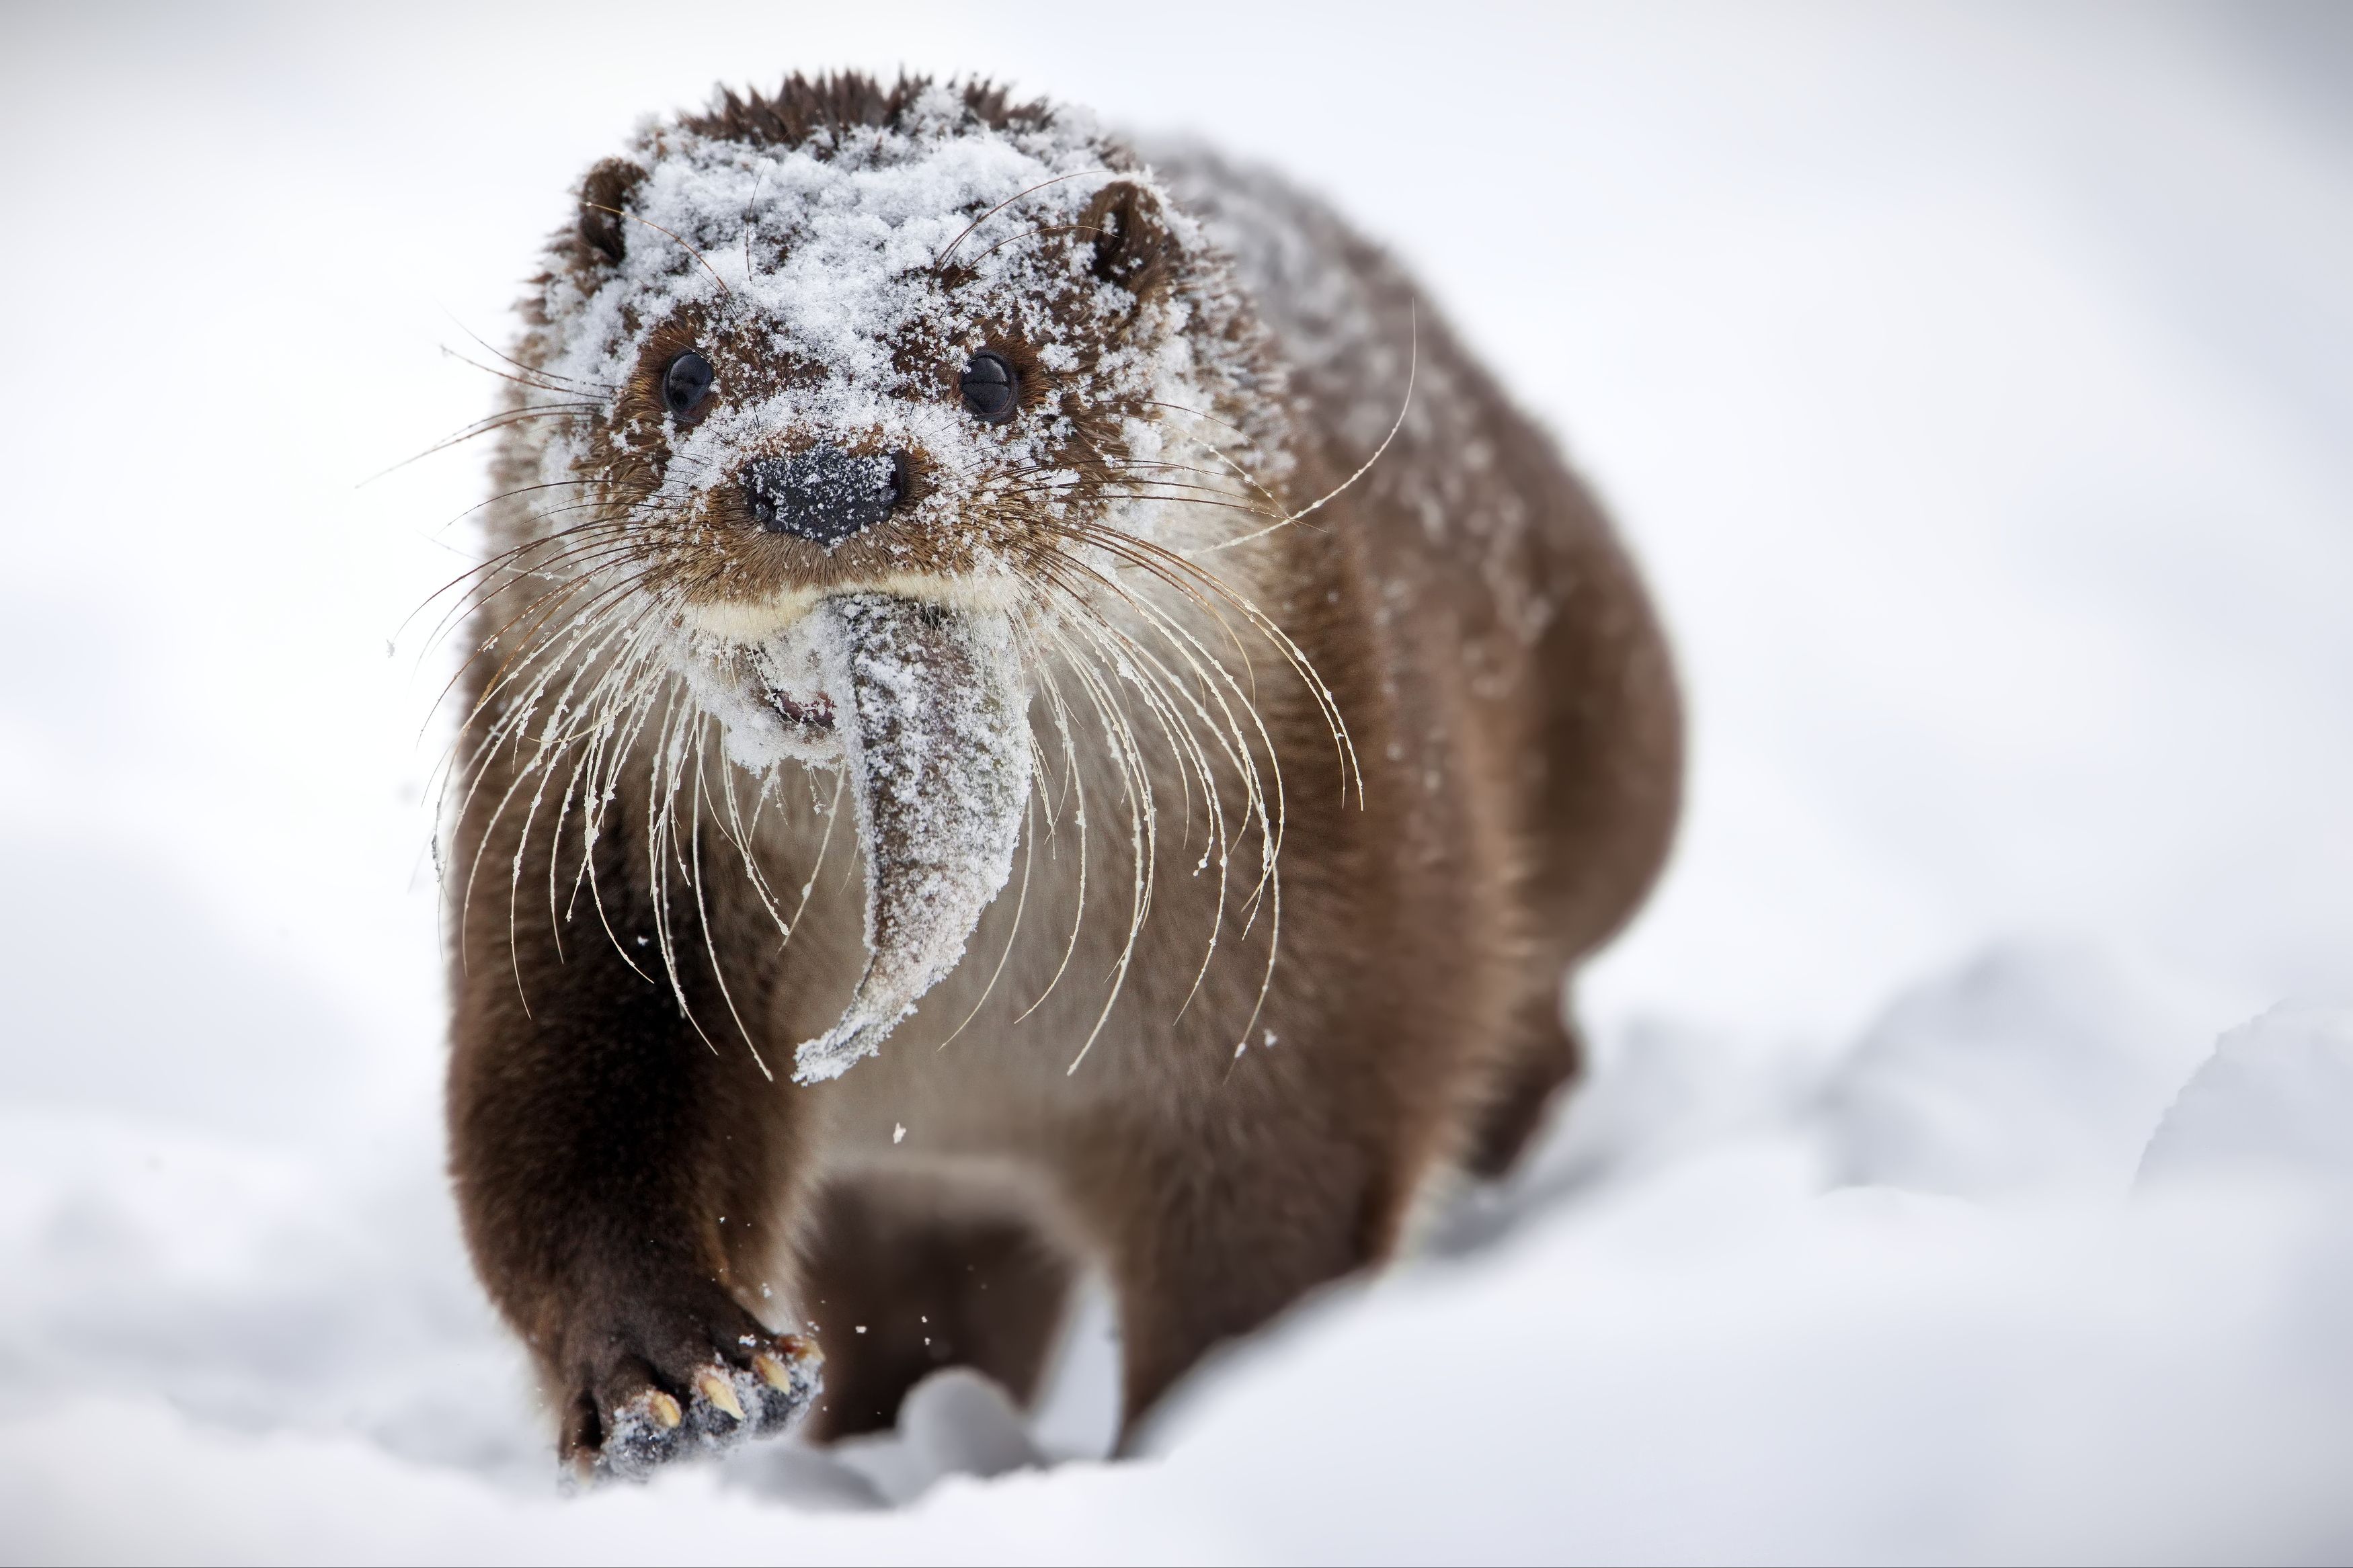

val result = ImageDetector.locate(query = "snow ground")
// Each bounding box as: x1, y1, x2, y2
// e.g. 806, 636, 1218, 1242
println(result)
3, 4, 2350, 1562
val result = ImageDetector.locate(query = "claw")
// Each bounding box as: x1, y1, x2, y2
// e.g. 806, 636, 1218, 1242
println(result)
696, 1368, 746, 1421
753, 1351, 793, 1391
645, 1389, 682, 1430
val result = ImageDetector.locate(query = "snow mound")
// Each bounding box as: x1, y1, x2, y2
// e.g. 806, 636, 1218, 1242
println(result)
2140, 1002, 2353, 1190
4, 854, 2351, 1563
1817, 944, 2229, 1198
1148, 1141, 2353, 1566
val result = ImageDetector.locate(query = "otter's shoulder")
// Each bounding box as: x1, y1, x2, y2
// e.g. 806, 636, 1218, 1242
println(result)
1144, 145, 1417, 460
1146, 144, 1609, 654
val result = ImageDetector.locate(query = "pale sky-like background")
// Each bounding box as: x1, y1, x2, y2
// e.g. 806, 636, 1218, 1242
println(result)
7, 2, 2348, 1064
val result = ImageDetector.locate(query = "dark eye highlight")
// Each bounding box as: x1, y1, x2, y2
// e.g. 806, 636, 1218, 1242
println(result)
662, 350, 715, 423
959, 350, 1018, 424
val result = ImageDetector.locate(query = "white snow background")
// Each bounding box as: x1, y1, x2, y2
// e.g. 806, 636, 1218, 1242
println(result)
3, 3, 2351, 1561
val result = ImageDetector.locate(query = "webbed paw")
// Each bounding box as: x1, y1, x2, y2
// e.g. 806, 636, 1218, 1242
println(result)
557, 1289, 822, 1481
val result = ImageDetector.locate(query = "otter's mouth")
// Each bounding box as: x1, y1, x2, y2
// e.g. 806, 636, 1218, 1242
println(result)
701, 593, 1031, 1083
763, 689, 835, 733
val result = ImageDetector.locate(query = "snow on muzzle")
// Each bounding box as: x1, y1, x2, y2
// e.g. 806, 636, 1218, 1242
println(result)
793, 593, 1033, 1083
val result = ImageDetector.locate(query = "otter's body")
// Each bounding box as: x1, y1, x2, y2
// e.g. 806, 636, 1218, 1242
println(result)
443, 77, 1678, 1474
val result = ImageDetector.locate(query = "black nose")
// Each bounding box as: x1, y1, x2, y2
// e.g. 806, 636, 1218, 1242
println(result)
744, 446, 908, 546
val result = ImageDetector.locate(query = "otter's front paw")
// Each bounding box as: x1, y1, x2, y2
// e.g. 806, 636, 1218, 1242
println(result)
558, 1290, 823, 1481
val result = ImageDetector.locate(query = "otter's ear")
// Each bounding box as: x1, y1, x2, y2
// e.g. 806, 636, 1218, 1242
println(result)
1082, 181, 1176, 305
578, 158, 647, 266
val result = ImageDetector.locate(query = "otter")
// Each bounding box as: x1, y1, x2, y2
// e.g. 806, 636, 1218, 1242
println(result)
442, 73, 1680, 1477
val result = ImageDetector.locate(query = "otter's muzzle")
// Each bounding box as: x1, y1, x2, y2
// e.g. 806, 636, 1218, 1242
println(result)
745, 446, 908, 548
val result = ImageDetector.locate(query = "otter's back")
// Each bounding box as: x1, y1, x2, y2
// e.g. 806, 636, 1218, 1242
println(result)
1156, 148, 1683, 964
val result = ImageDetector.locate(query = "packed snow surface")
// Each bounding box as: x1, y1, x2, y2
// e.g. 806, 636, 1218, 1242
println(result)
3, 938, 2349, 1563
4, 5, 2352, 1563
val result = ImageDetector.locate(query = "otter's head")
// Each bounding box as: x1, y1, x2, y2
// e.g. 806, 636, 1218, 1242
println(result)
475, 76, 1306, 1081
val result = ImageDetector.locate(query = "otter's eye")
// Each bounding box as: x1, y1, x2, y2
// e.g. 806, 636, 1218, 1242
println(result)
662, 350, 715, 422
959, 350, 1018, 424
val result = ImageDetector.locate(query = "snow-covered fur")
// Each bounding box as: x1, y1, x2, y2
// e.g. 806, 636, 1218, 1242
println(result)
464, 78, 1304, 1083
440, 73, 1681, 1479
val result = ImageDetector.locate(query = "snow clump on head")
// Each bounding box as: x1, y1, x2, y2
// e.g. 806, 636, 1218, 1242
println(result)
456, 77, 1306, 1081
516, 76, 1283, 651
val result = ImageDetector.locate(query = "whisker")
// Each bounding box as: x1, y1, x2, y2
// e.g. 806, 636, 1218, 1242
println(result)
361, 403, 602, 485
583, 201, 733, 297
932, 167, 1111, 272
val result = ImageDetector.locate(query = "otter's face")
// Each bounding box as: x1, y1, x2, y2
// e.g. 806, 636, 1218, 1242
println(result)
528, 101, 1268, 771
484, 90, 1293, 1081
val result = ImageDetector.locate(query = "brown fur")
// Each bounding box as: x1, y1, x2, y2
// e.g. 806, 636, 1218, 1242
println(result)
680, 73, 1051, 153
443, 74, 1681, 1471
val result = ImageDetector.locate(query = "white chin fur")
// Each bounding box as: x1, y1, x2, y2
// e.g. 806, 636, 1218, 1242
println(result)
678, 573, 1022, 645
